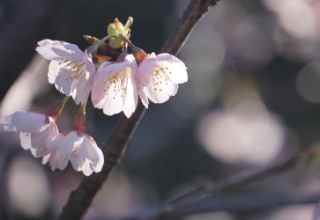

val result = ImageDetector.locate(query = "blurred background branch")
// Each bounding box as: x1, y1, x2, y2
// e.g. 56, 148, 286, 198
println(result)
134, 152, 302, 219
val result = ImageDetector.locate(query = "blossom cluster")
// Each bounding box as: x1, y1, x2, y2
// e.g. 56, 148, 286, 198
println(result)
0, 17, 188, 176
37, 39, 187, 118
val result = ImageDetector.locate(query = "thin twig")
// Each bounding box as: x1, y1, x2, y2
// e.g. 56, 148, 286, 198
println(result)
57, 0, 222, 219
167, 190, 320, 219
136, 155, 301, 220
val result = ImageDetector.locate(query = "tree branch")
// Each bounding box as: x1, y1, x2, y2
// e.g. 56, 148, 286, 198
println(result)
136, 154, 303, 220
57, 0, 222, 219
165, 190, 320, 219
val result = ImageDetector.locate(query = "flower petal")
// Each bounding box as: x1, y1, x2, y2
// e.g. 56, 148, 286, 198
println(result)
43, 148, 69, 171
20, 132, 31, 150
81, 160, 93, 176
1, 111, 48, 133
71, 68, 93, 105
52, 57, 94, 105
139, 89, 149, 108
69, 148, 86, 172
48, 131, 84, 155
36, 39, 83, 61
138, 53, 157, 87
140, 74, 178, 104
155, 53, 188, 84
91, 57, 139, 117
48, 60, 62, 84
81, 135, 104, 172
30, 122, 58, 157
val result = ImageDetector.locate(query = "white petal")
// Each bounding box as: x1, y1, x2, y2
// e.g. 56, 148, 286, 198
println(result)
70, 52, 96, 105
81, 135, 104, 172
91, 59, 139, 117
48, 131, 84, 155
42, 154, 50, 165
139, 89, 149, 108
46, 148, 69, 171
70, 150, 86, 172
48, 60, 61, 84
19, 132, 31, 150
155, 53, 188, 84
1, 111, 48, 133
52, 60, 79, 96
138, 53, 156, 87
36, 39, 83, 61
83, 50, 96, 73
53, 153, 69, 171
81, 160, 93, 176
30, 122, 58, 157
71, 70, 93, 105
139, 67, 178, 104
52, 57, 94, 105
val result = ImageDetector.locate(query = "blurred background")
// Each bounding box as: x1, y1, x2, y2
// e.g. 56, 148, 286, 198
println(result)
0, 0, 320, 219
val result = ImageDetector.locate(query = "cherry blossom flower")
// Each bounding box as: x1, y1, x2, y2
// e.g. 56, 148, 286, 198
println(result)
138, 53, 188, 108
36, 39, 96, 105
45, 131, 104, 176
91, 54, 139, 118
0, 111, 58, 157
42, 148, 68, 171
44, 99, 104, 176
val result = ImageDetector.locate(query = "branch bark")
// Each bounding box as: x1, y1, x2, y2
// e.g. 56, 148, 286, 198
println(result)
57, 0, 222, 219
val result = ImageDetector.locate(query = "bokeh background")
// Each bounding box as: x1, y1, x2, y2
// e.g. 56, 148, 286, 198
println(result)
0, 0, 320, 219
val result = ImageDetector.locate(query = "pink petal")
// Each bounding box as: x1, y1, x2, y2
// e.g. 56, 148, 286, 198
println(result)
71, 69, 93, 105
52, 60, 81, 96
45, 148, 69, 171
69, 150, 86, 172
81, 136, 104, 172
138, 54, 157, 87
48, 131, 84, 155
52, 57, 94, 105
81, 160, 93, 176
1, 111, 48, 133
19, 132, 31, 150
155, 53, 188, 84
48, 61, 61, 84
36, 39, 83, 61
30, 122, 58, 157
139, 89, 149, 108
91, 58, 139, 117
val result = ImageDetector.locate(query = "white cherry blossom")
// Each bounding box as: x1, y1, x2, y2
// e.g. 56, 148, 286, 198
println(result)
36, 39, 96, 105
138, 53, 188, 108
0, 111, 58, 157
42, 148, 68, 172
46, 130, 104, 176
91, 54, 139, 118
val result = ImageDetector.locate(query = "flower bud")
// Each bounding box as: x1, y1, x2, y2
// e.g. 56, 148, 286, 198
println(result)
107, 17, 133, 49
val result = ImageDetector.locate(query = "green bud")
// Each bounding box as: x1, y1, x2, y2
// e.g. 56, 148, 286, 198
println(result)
107, 17, 133, 49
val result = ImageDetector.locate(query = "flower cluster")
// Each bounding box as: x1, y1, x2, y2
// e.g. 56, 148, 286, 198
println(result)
1, 98, 104, 176
0, 17, 188, 176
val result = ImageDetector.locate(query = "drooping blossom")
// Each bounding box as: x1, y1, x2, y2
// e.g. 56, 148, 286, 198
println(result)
45, 103, 104, 176
138, 53, 188, 108
36, 39, 96, 105
91, 54, 139, 118
45, 131, 104, 176
0, 111, 58, 157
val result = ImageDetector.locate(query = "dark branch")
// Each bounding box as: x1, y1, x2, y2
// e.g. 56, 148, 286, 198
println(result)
136, 155, 301, 220
167, 190, 320, 219
57, 0, 222, 219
